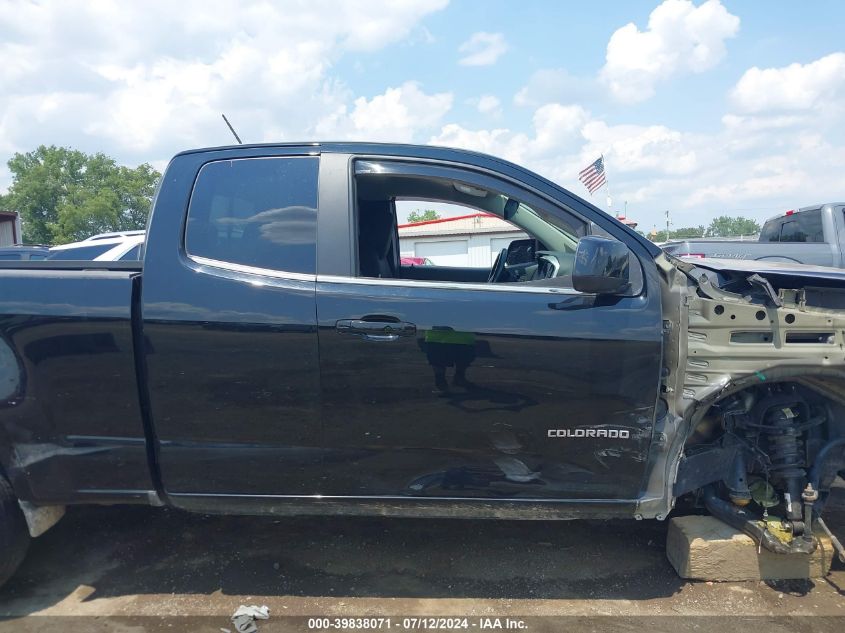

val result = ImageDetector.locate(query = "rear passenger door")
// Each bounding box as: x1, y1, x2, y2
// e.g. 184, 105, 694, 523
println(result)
142, 151, 323, 498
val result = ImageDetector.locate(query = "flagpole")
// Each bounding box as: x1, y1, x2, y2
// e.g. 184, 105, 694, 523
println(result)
602, 153, 613, 211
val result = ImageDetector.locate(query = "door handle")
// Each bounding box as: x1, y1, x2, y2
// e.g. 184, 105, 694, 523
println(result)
336, 319, 416, 342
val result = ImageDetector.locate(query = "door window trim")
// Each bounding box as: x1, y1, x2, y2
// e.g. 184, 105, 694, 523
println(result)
190, 254, 317, 282
316, 273, 581, 295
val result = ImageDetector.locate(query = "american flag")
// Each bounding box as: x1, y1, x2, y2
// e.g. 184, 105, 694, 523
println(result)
578, 156, 606, 195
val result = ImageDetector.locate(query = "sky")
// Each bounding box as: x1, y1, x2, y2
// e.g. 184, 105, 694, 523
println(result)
1, 0, 844, 233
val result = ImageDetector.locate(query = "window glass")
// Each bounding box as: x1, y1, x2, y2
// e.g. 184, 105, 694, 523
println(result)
119, 244, 143, 260
47, 243, 113, 260
397, 200, 528, 269
779, 210, 823, 243
759, 220, 781, 243
0, 254, 22, 260
185, 157, 318, 274
356, 171, 593, 289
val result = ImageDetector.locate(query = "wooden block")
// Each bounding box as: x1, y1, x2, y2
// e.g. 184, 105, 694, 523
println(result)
667, 515, 835, 581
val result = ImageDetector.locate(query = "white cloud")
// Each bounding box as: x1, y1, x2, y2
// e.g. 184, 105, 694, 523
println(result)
429, 92, 845, 230
600, 0, 739, 103
731, 52, 845, 113
315, 82, 452, 142
431, 102, 701, 190
0, 0, 449, 178
581, 121, 698, 175
475, 95, 501, 115
458, 32, 508, 66
431, 103, 588, 165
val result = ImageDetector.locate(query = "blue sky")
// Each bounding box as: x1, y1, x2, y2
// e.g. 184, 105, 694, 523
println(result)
1, 0, 844, 232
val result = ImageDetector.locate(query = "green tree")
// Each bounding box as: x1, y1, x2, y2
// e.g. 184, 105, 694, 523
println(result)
671, 226, 706, 239
646, 226, 706, 242
0, 145, 161, 244
407, 209, 441, 223
706, 216, 760, 238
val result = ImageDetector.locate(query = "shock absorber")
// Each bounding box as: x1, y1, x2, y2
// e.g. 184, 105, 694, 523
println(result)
764, 405, 806, 523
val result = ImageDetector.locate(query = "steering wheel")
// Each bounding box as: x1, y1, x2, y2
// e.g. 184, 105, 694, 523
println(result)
488, 247, 508, 283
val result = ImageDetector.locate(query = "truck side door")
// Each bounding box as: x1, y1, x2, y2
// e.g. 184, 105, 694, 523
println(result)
141, 148, 322, 499
314, 155, 663, 502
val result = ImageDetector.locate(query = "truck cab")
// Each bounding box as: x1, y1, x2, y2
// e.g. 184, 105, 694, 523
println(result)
141, 144, 663, 510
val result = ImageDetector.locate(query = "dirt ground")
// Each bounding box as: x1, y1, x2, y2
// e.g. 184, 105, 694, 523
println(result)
1, 487, 844, 632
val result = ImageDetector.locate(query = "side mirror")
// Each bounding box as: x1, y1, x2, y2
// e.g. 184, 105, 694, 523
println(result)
572, 236, 630, 295
505, 238, 539, 265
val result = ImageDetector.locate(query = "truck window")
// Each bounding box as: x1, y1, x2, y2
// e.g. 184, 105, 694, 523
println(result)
759, 219, 781, 243
119, 244, 143, 261
185, 156, 318, 274
354, 165, 599, 289
779, 209, 823, 243
397, 200, 529, 268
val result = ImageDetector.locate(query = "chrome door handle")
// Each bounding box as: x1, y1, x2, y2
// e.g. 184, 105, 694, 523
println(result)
336, 319, 416, 342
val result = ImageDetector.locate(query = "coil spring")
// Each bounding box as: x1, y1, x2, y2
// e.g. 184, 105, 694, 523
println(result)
764, 406, 804, 475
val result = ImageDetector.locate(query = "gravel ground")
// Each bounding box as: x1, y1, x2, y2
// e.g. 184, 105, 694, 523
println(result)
0, 487, 843, 632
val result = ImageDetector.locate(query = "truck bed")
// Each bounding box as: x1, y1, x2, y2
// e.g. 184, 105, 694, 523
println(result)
0, 267, 156, 505
663, 239, 839, 267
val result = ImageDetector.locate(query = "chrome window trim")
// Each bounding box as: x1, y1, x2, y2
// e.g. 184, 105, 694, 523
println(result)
189, 254, 580, 294
316, 273, 582, 295
189, 254, 317, 282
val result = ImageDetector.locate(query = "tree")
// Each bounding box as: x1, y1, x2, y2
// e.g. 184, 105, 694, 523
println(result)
671, 226, 706, 239
0, 145, 161, 244
646, 226, 705, 242
706, 216, 760, 238
407, 209, 441, 223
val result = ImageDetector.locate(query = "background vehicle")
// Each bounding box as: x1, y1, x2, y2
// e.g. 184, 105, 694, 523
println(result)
662, 203, 845, 266
82, 230, 146, 242
399, 256, 434, 266
0, 143, 843, 586
47, 234, 144, 261
0, 245, 49, 261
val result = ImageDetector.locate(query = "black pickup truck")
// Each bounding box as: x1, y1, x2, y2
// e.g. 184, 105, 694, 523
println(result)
1, 142, 845, 585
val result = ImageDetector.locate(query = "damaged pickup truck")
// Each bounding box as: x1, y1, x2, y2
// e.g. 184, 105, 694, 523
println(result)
1, 142, 844, 585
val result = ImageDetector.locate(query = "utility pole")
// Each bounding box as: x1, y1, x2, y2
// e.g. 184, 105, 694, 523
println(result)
665, 209, 671, 240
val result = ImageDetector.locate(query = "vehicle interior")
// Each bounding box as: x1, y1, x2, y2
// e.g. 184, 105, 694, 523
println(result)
354, 170, 588, 287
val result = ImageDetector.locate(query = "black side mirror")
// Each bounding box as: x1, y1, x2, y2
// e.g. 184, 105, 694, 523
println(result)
572, 236, 630, 295
505, 238, 538, 265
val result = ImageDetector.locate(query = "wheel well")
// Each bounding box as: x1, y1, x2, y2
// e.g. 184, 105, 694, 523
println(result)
675, 379, 845, 502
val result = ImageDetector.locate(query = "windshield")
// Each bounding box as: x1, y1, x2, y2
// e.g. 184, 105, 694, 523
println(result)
503, 198, 580, 253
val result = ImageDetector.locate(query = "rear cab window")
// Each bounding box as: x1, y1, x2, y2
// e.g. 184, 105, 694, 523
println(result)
779, 209, 823, 242
185, 156, 318, 275
761, 209, 824, 243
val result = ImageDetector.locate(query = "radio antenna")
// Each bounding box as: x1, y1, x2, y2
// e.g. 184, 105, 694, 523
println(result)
221, 114, 243, 144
